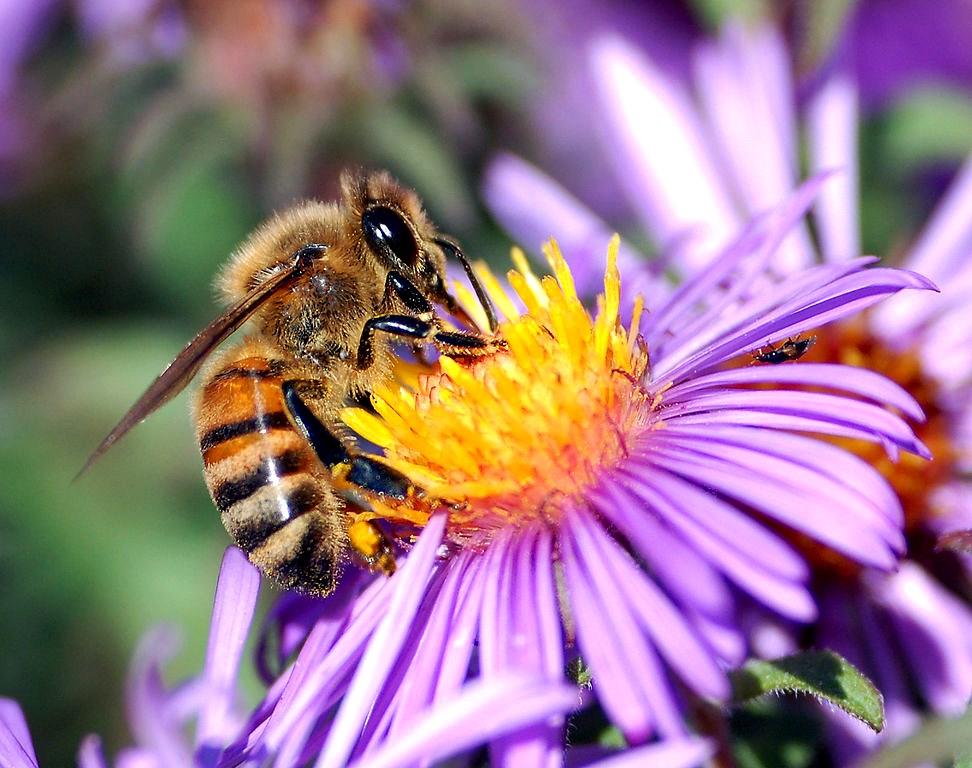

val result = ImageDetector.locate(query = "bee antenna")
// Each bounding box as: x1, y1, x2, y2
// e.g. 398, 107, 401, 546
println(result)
434, 237, 498, 333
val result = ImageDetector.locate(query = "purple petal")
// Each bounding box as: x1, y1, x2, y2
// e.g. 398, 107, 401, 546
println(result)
665, 363, 924, 421
659, 267, 937, 382
196, 548, 261, 752
588, 35, 739, 270
586, 738, 713, 768
617, 468, 817, 620
316, 513, 447, 768
77, 735, 109, 768
855, 594, 925, 743
563, 509, 685, 741
349, 676, 579, 768
871, 563, 972, 714
662, 388, 927, 458
260, 574, 394, 760
590, 481, 736, 623
480, 528, 564, 768
622, 450, 809, 580
647, 430, 902, 542
482, 153, 655, 298
693, 24, 812, 271
384, 552, 482, 739
658, 425, 902, 528
874, 153, 972, 335
0, 699, 37, 768
635, 449, 899, 571
582, 519, 728, 699
430, 553, 488, 703
126, 627, 195, 766
807, 66, 861, 263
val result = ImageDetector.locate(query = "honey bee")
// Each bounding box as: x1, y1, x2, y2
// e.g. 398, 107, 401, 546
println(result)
753, 335, 816, 365
82, 171, 502, 596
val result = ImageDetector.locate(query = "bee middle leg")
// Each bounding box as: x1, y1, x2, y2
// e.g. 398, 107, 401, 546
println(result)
283, 380, 411, 575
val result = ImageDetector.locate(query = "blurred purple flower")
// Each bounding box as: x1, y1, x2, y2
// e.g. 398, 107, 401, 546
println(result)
60, 547, 585, 768
75, 0, 186, 64
487, 16, 972, 762
849, 0, 972, 107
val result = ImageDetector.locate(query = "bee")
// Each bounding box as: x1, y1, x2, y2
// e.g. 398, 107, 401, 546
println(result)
81, 171, 503, 596
753, 335, 816, 365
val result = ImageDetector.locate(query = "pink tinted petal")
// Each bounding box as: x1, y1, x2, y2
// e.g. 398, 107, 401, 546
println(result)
619, 468, 817, 620
588, 738, 713, 768
584, 520, 728, 699
565, 510, 685, 740
666, 363, 924, 421
807, 67, 860, 263
871, 563, 972, 714
589, 35, 738, 269
196, 547, 261, 749
0, 699, 37, 768
694, 25, 811, 271
316, 514, 446, 768
350, 676, 578, 768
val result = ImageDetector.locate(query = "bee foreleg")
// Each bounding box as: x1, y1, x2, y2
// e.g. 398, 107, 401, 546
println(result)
383, 271, 433, 317
433, 236, 499, 333
356, 314, 498, 370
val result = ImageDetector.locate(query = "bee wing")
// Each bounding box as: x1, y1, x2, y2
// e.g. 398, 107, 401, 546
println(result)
77, 263, 302, 477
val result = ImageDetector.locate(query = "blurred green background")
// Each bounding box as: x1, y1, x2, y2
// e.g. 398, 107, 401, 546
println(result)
2, 0, 972, 765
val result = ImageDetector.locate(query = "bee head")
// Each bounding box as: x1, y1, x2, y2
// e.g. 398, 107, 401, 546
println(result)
343, 170, 451, 301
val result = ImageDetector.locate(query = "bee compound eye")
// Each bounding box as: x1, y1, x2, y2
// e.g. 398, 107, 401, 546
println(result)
362, 206, 418, 266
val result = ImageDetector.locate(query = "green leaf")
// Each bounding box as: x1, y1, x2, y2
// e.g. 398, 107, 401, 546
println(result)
730, 650, 885, 732
855, 706, 972, 768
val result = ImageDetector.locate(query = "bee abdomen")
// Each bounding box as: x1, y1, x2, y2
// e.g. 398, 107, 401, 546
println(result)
196, 349, 345, 595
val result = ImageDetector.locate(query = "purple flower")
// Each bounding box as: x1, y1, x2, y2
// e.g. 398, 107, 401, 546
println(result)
485, 17, 972, 762
227, 169, 935, 765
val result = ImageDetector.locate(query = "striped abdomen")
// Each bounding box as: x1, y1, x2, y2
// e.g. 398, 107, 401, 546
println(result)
195, 343, 345, 596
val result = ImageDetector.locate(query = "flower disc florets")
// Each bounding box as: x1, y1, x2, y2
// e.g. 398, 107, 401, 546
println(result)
343, 236, 652, 547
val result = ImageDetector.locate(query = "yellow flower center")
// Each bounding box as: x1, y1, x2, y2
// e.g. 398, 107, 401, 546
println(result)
341, 237, 653, 548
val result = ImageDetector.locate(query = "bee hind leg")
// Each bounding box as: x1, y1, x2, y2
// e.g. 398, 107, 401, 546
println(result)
282, 380, 416, 577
